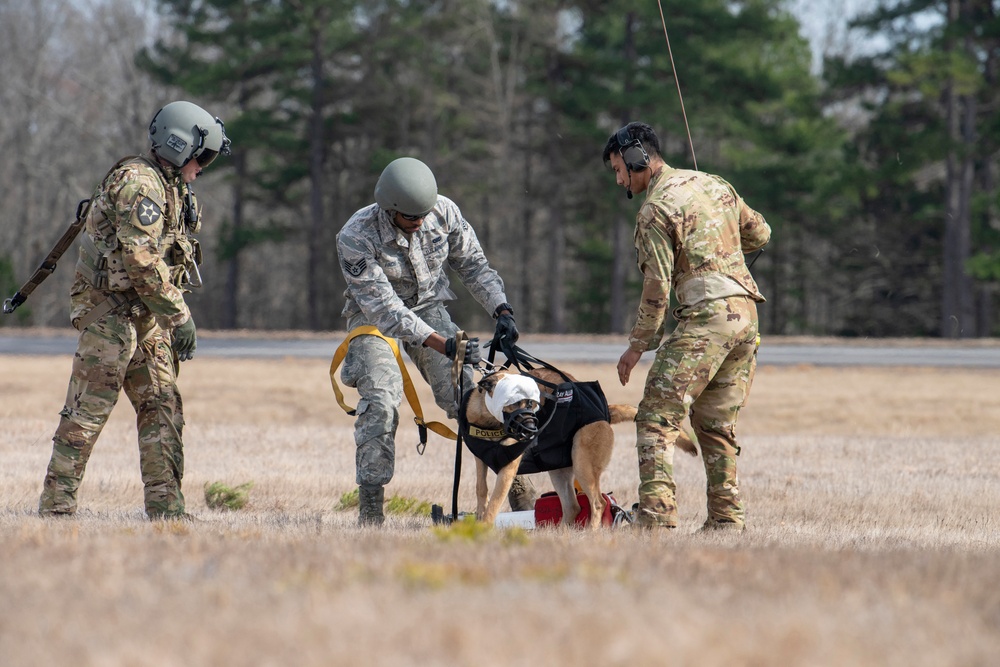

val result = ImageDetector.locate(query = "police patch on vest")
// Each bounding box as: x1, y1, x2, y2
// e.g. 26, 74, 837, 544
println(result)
343, 258, 367, 277
469, 425, 505, 440
137, 198, 162, 227
459, 381, 611, 476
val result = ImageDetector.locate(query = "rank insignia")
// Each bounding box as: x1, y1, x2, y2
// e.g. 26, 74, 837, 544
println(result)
343, 258, 367, 277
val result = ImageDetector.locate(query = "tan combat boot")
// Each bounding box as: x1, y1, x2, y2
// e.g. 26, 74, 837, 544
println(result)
700, 517, 746, 532
506, 475, 538, 512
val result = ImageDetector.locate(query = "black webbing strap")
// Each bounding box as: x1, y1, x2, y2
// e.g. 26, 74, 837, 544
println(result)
4, 155, 142, 315
3, 198, 91, 314
486, 340, 572, 391
450, 367, 465, 522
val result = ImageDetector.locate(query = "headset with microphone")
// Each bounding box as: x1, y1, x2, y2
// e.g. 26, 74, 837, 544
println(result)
615, 125, 650, 199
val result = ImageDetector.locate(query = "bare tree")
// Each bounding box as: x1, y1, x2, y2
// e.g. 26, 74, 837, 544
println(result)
0, 0, 169, 327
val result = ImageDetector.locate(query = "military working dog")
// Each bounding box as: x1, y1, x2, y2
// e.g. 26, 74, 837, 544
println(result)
461, 367, 696, 529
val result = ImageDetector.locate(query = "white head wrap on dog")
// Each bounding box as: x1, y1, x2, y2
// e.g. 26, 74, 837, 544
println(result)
483, 374, 540, 423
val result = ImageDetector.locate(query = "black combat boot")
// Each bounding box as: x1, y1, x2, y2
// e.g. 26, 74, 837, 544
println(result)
358, 484, 385, 526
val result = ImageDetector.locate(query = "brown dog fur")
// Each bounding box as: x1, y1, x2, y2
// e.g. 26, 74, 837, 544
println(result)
464, 368, 696, 529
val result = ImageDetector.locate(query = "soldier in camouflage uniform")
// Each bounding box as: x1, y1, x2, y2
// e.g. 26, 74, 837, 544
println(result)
336, 157, 535, 525
38, 101, 230, 520
603, 122, 771, 531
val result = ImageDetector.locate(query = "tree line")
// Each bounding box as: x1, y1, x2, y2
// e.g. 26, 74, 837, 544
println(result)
1, 0, 997, 338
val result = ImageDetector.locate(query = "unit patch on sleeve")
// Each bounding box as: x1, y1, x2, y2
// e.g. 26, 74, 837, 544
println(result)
137, 198, 163, 227
343, 257, 367, 277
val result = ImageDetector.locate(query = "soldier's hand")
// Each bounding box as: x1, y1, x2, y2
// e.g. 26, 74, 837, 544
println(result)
445, 336, 481, 365
172, 318, 197, 361
617, 347, 642, 386
464, 337, 482, 365
495, 312, 518, 345
493, 309, 518, 360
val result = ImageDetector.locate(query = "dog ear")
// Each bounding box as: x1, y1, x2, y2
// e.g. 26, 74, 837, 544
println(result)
477, 372, 502, 394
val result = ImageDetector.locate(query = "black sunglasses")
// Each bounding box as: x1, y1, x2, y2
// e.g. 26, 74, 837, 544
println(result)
399, 211, 428, 221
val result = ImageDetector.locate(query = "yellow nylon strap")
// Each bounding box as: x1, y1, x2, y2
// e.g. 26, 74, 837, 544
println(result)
329, 325, 458, 441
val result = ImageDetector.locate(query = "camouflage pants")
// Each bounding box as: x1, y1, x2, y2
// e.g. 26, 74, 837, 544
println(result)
635, 296, 758, 528
342, 304, 536, 508
342, 304, 470, 488
39, 310, 186, 519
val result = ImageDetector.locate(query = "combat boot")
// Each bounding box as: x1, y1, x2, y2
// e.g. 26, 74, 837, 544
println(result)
358, 484, 385, 526
699, 517, 745, 532
507, 475, 538, 512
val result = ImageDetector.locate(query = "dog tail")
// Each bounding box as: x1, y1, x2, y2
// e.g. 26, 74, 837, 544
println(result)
609, 404, 699, 457
608, 404, 637, 424
675, 429, 699, 457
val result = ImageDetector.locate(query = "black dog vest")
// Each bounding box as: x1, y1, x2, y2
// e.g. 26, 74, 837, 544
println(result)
459, 379, 611, 475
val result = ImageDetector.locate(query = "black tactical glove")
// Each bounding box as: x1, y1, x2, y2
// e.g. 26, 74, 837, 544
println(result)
493, 304, 518, 359
495, 312, 518, 345
444, 336, 481, 365
172, 318, 197, 362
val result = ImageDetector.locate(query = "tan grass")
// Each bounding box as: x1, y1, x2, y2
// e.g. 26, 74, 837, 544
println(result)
1, 353, 999, 666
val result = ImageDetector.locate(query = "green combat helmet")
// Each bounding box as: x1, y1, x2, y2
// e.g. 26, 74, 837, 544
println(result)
149, 100, 232, 168
374, 157, 438, 216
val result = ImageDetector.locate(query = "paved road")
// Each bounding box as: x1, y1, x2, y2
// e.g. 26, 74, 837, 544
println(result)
2, 332, 999, 367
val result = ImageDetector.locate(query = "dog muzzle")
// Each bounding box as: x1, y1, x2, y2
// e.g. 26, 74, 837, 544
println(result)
503, 407, 539, 443
484, 374, 541, 443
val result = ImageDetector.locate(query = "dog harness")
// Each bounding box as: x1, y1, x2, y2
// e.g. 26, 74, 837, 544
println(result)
458, 377, 611, 475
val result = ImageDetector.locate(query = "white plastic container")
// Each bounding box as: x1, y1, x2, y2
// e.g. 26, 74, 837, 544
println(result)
493, 510, 536, 529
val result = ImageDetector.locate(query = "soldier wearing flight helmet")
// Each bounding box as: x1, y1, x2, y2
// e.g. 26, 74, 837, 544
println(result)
336, 157, 535, 525
38, 100, 230, 520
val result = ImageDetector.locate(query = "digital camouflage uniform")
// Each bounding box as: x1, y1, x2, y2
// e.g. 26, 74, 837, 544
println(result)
337, 196, 535, 513
39, 154, 200, 519
628, 166, 771, 529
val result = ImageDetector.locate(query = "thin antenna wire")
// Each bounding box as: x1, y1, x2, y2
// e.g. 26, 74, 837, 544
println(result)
656, 0, 698, 171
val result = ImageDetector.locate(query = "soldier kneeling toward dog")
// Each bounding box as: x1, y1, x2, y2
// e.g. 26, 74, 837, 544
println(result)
336, 157, 536, 526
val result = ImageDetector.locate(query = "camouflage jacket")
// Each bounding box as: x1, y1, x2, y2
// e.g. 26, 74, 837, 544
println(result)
337, 196, 508, 345
70, 154, 198, 330
629, 165, 771, 352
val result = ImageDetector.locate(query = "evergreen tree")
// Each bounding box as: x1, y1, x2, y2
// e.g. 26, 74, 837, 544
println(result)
833, 0, 1000, 336
548, 0, 845, 334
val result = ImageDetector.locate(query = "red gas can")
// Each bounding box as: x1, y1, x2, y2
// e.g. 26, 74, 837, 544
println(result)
533, 491, 615, 528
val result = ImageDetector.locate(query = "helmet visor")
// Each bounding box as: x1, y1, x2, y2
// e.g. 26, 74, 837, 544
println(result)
192, 117, 231, 167
196, 148, 219, 167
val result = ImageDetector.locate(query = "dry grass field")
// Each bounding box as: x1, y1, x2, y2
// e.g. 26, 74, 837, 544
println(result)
2, 340, 999, 666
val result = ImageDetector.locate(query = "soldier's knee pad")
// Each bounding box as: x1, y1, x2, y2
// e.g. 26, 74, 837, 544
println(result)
690, 403, 737, 432
51, 425, 84, 449
55, 405, 108, 438
635, 420, 683, 446
634, 402, 686, 428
